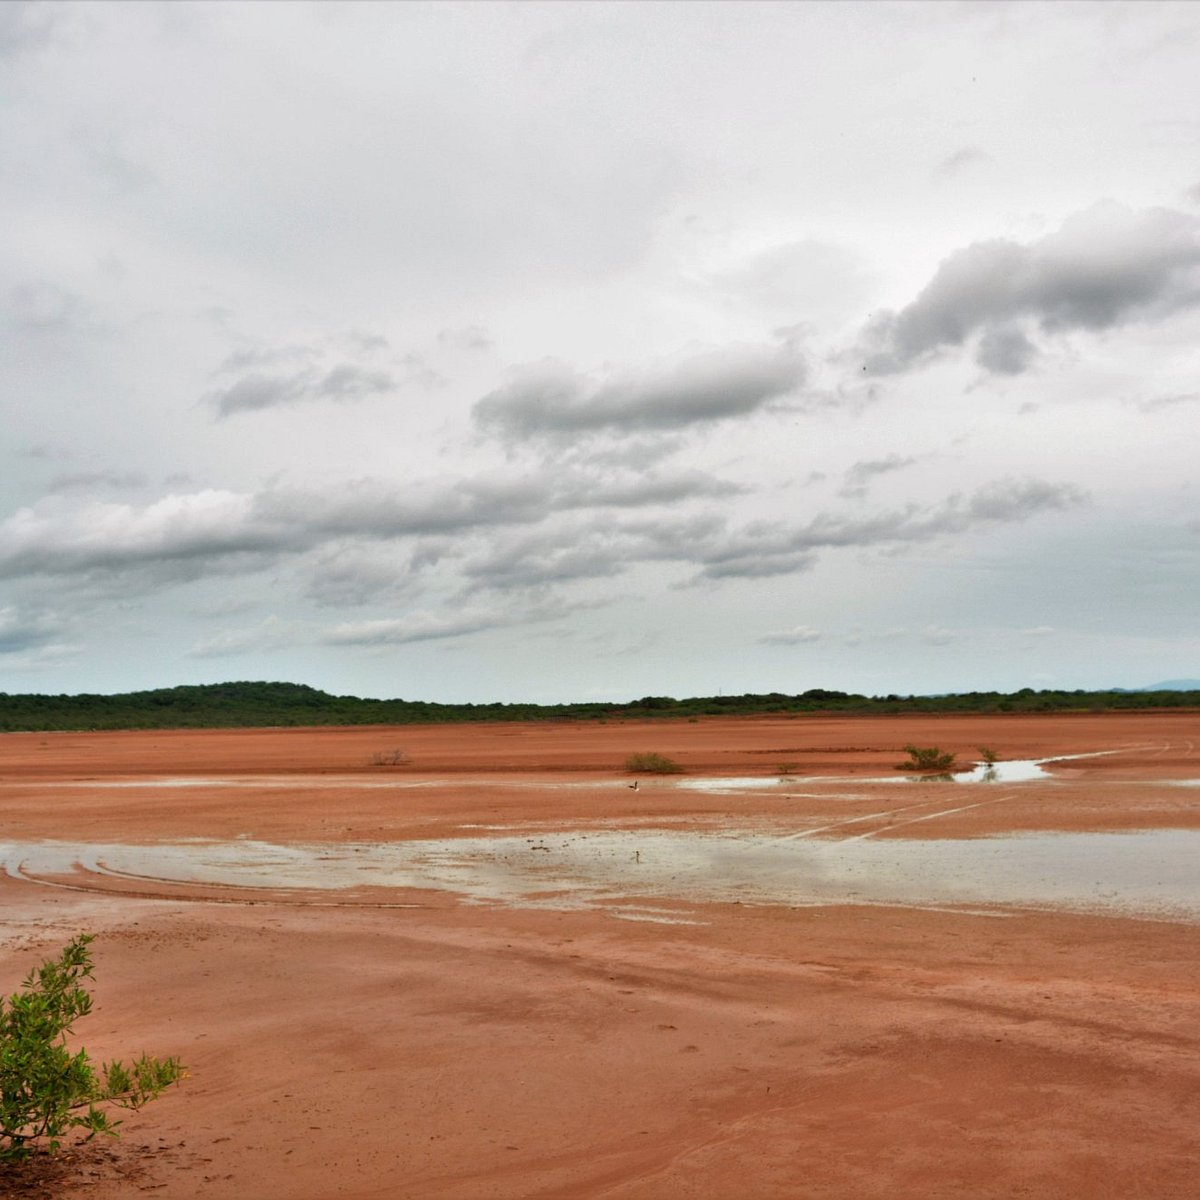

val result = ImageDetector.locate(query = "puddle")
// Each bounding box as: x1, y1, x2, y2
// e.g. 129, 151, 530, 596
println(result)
948, 750, 1127, 784
678, 776, 795, 793
676, 751, 1126, 791
4, 828, 1198, 923
949, 760, 1052, 783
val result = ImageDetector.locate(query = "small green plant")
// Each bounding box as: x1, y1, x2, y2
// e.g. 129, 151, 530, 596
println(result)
896, 743, 958, 773
978, 747, 999, 765
777, 762, 799, 777
624, 752, 683, 774
0, 935, 184, 1163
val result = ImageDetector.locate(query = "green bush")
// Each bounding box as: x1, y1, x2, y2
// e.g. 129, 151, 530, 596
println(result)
978, 746, 999, 764
624, 752, 683, 774
0, 935, 184, 1163
895, 743, 957, 773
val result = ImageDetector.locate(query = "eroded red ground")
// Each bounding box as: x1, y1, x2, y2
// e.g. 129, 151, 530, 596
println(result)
1, 712, 1197, 1198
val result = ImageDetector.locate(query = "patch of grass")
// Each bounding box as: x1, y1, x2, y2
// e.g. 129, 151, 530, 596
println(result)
896, 743, 957, 773
978, 746, 999, 764
777, 761, 799, 776
624, 752, 683, 774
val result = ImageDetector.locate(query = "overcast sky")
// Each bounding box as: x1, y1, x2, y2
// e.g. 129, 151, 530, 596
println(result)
2, 0, 1199, 702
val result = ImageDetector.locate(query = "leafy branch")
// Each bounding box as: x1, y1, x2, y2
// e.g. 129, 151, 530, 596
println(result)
0, 935, 184, 1162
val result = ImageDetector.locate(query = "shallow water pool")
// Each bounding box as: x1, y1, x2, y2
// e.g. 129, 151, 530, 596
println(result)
4, 827, 1198, 923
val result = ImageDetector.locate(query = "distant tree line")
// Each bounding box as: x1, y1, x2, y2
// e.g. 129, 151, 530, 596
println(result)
0, 680, 1196, 732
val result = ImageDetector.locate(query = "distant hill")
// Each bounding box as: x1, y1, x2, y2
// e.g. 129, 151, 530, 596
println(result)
0, 680, 1198, 732
1140, 679, 1200, 691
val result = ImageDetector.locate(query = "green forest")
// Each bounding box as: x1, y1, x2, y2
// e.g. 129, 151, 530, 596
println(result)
0, 680, 1197, 732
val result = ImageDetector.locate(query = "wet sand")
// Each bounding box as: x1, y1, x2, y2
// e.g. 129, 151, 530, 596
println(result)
1, 712, 1198, 1198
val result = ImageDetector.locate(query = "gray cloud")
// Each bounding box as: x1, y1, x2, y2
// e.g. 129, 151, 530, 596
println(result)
691, 478, 1086, 581
22, 445, 71, 462
437, 325, 492, 352
460, 512, 726, 595
5, 281, 90, 337
0, 491, 296, 581
459, 477, 1086, 594
0, 465, 739, 592
322, 613, 507, 647
839, 454, 917, 499
576, 471, 743, 509
860, 202, 1200, 375
264, 478, 552, 542
190, 596, 260, 619
0, 605, 62, 654
0, 1, 56, 60
468, 546, 625, 591
473, 342, 805, 439
920, 625, 957, 645
934, 146, 991, 178
321, 597, 586, 647
0, 473, 1082, 602
1135, 390, 1200, 412
699, 548, 818, 580
208, 363, 396, 416
463, 524, 629, 592
47, 470, 148, 493
958, 478, 1084, 523
193, 594, 593, 656
216, 343, 316, 374
303, 543, 432, 609
975, 324, 1038, 374
759, 625, 823, 645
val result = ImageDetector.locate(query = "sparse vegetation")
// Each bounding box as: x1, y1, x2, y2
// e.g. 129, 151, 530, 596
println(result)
0, 936, 183, 1163
624, 752, 683, 774
978, 747, 999, 764
777, 762, 799, 776
896, 744, 958, 773
369, 747, 410, 766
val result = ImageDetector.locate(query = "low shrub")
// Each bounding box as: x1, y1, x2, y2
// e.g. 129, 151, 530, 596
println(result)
978, 746, 999, 764
624, 752, 683, 774
369, 747, 410, 766
0, 936, 184, 1163
896, 743, 957, 773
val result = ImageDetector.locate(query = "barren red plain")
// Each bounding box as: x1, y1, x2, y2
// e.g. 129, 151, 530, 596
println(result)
1, 712, 1198, 1198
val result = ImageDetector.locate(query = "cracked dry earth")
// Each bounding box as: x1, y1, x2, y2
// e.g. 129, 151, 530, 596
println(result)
1, 712, 1198, 1198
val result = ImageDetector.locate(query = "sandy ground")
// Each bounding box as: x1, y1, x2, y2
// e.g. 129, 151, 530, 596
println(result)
1, 712, 1198, 1198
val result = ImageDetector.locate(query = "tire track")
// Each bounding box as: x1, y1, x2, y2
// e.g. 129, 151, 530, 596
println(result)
5, 854, 427, 909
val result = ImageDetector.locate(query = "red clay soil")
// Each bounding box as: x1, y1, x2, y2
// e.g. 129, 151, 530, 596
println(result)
1, 712, 1198, 1199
